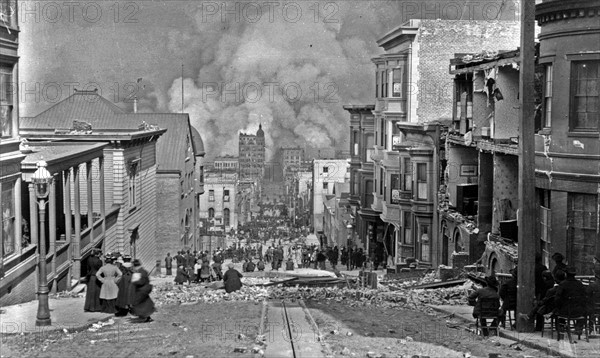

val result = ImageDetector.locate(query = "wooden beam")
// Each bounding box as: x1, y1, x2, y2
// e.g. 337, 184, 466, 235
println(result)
517, 0, 537, 333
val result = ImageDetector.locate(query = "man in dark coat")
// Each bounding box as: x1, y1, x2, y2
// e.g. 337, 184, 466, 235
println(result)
223, 262, 243, 293
468, 275, 501, 336
84, 250, 103, 312
555, 266, 587, 333
164, 253, 173, 276
551, 252, 568, 280
499, 267, 518, 328
131, 259, 155, 323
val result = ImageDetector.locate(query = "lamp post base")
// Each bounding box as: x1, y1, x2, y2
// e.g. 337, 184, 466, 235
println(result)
36, 317, 52, 326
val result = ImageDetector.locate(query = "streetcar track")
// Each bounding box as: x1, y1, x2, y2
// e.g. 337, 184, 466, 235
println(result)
281, 300, 298, 358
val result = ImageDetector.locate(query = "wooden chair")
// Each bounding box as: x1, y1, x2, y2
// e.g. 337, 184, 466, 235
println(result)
589, 302, 600, 335
476, 297, 500, 337
541, 313, 556, 338
504, 294, 518, 330
554, 295, 589, 343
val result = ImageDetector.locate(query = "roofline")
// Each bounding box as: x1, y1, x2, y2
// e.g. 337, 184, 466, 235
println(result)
20, 128, 167, 141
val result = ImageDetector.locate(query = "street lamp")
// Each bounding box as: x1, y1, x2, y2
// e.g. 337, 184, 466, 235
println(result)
32, 160, 53, 326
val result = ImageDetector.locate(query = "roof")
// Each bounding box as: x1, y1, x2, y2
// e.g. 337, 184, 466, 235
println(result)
190, 125, 205, 156
150, 114, 195, 172
21, 142, 107, 175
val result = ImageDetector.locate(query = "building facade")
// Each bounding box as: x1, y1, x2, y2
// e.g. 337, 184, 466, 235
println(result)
198, 170, 237, 237
371, 19, 520, 268
344, 105, 377, 253
534, 0, 600, 275
311, 159, 350, 235
238, 125, 265, 180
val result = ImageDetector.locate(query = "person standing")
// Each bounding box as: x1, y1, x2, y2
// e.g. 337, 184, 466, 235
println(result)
96, 255, 123, 314
131, 259, 155, 322
84, 249, 103, 312
223, 262, 243, 293
174, 264, 188, 285
115, 254, 133, 316
165, 253, 173, 276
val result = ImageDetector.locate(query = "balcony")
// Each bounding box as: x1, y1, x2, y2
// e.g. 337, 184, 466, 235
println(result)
382, 200, 400, 223
375, 98, 407, 115
370, 146, 384, 162
371, 193, 384, 212
382, 150, 400, 168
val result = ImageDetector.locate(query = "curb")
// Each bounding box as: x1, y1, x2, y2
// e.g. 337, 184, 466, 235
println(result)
427, 305, 573, 358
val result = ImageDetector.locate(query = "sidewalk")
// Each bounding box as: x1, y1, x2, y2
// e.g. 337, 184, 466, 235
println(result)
429, 304, 600, 358
0, 296, 112, 335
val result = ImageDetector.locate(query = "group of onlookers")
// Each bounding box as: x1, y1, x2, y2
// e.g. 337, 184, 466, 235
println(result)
167, 249, 224, 284
84, 249, 155, 322
468, 252, 600, 336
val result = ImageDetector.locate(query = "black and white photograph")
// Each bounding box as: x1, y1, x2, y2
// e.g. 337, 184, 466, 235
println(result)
1, 0, 600, 357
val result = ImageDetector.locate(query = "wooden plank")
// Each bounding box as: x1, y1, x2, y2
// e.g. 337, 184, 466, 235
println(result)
408, 278, 467, 290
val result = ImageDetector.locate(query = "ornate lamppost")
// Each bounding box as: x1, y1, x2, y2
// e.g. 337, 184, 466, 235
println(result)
32, 160, 53, 326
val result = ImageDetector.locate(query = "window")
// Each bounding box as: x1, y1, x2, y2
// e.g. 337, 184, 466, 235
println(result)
390, 174, 400, 204
322, 182, 328, 190
416, 163, 428, 200
208, 208, 215, 219
223, 208, 230, 227
403, 158, 412, 192
353, 131, 359, 156
566, 193, 597, 275
571, 61, 599, 131
380, 119, 384, 147
0, 64, 14, 138
323, 166, 329, 173
375, 71, 379, 98
1, 181, 15, 257
539, 205, 551, 267
543, 64, 553, 128
379, 168, 384, 196
419, 224, 431, 262
128, 161, 139, 207
209, 190, 215, 202
224, 189, 230, 202
402, 211, 412, 245
392, 66, 403, 98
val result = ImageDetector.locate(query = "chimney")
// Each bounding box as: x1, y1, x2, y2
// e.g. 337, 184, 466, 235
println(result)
133, 96, 138, 113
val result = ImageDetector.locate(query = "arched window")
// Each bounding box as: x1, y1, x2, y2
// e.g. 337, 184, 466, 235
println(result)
208, 208, 215, 219
223, 208, 230, 227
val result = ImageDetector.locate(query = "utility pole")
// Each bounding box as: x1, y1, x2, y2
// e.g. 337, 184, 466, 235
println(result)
517, 0, 536, 333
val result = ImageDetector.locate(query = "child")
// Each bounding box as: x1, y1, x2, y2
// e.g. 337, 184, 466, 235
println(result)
174, 265, 188, 285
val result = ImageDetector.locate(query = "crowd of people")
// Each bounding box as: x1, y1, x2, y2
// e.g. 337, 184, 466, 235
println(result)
468, 252, 600, 336
83, 249, 155, 322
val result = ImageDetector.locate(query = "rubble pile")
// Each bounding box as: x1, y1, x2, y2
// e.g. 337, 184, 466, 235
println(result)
152, 275, 474, 310
49, 291, 82, 299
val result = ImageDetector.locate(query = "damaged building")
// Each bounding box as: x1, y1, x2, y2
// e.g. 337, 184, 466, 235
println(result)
440, 49, 524, 274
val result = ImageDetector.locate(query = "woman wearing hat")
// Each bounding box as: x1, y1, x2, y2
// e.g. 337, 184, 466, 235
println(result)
131, 259, 156, 322
96, 255, 123, 314
84, 249, 103, 312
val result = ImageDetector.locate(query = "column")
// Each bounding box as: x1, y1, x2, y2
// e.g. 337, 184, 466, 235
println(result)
29, 183, 38, 283
98, 156, 106, 252
49, 178, 57, 293
15, 178, 22, 254
72, 166, 81, 280
86, 161, 94, 243
63, 169, 72, 289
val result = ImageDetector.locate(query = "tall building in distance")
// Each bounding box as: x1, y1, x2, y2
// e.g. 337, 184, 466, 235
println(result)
238, 124, 265, 180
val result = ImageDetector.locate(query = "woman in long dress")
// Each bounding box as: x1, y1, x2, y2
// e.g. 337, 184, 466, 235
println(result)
84, 250, 103, 312
131, 259, 156, 322
96, 255, 123, 314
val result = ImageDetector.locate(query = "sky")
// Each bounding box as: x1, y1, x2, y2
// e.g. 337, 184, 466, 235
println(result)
16, 0, 521, 159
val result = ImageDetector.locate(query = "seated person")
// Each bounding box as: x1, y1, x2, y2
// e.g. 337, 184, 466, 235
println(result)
499, 267, 518, 328
468, 275, 501, 336
256, 259, 266, 271
587, 262, 600, 316
555, 266, 588, 334
246, 259, 256, 272
521, 270, 565, 331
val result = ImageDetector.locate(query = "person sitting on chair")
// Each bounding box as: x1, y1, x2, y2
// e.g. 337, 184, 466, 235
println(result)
499, 267, 518, 329
555, 266, 587, 335
468, 275, 501, 336
520, 269, 564, 331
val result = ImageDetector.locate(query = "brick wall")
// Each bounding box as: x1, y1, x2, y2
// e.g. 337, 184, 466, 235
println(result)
416, 20, 521, 123
156, 175, 181, 259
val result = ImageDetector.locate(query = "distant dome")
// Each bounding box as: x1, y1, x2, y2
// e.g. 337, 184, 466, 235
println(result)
257, 123, 264, 137
190, 126, 205, 156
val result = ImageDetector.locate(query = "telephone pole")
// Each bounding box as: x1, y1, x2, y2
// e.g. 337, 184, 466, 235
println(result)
517, 0, 537, 333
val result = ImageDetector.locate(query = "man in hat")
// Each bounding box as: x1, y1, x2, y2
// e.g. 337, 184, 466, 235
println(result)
555, 266, 587, 334
551, 252, 568, 280
223, 262, 243, 293
131, 259, 155, 322
164, 253, 173, 276
468, 275, 501, 336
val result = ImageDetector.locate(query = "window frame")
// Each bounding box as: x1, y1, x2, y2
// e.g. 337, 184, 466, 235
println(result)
543, 63, 553, 128
570, 60, 599, 132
